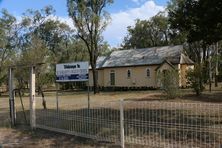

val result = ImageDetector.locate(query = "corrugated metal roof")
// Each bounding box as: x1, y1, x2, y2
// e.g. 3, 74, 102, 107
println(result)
90, 45, 194, 69
89, 56, 107, 69
101, 45, 193, 68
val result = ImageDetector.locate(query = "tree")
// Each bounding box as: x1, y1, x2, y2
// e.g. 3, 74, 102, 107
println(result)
121, 12, 186, 49
67, 0, 113, 94
14, 6, 75, 108
20, 6, 75, 63
0, 9, 17, 87
168, 0, 222, 91
13, 34, 50, 109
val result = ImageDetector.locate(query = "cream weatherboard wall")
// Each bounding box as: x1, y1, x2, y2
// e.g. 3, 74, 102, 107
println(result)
89, 70, 104, 87
89, 64, 192, 88
102, 66, 158, 87
90, 65, 164, 88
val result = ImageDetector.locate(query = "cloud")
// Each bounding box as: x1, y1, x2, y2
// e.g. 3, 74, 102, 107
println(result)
103, 0, 164, 47
54, 0, 164, 47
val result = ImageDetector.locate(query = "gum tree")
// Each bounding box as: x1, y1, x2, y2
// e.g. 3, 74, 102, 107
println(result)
67, 0, 113, 93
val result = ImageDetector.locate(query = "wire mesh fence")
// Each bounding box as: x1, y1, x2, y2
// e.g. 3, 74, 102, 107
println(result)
0, 97, 11, 127
123, 101, 222, 148
36, 98, 121, 144
31, 93, 222, 148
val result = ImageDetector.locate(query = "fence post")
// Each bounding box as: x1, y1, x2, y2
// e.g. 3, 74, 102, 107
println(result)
9, 67, 15, 126
30, 66, 36, 129
120, 99, 125, 148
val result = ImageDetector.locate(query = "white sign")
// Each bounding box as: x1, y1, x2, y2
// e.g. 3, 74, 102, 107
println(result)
56, 62, 89, 82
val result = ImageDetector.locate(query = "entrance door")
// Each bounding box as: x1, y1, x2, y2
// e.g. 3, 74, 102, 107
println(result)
110, 71, 115, 86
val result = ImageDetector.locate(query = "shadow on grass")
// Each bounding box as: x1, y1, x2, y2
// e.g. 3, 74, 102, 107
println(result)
181, 92, 222, 103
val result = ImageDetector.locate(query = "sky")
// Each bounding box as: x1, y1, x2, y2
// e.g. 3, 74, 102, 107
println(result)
0, 0, 168, 47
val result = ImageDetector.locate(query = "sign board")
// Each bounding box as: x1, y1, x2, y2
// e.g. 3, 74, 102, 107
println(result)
56, 62, 89, 82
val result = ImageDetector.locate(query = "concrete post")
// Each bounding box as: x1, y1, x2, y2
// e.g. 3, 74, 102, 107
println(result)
9, 67, 15, 126
30, 66, 36, 129
120, 99, 125, 148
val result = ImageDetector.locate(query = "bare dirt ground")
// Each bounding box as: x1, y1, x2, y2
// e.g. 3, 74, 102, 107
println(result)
0, 127, 122, 148
1, 88, 222, 147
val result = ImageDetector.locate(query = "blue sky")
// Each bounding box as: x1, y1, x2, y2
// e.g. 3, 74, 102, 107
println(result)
0, 0, 168, 47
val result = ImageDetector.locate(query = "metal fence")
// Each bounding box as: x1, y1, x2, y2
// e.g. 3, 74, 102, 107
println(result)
36, 101, 121, 144
0, 97, 11, 127
33, 98, 222, 148
123, 101, 222, 148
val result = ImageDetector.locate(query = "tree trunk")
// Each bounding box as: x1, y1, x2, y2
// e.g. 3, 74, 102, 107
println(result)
38, 86, 47, 109
208, 49, 212, 92
215, 42, 219, 87
91, 63, 98, 94
209, 62, 212, 92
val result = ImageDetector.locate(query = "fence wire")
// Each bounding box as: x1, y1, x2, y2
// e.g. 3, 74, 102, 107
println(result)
0, 97, 11, 127
36, 100, 121, 144
34, 95, 222, 148
123, 101, 222, 148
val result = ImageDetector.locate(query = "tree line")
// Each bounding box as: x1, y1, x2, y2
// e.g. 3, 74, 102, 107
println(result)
0, 0, 222, 96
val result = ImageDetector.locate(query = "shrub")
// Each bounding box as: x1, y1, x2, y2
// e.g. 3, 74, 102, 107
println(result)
186, 65, 204, 96
158, 69, 180, 99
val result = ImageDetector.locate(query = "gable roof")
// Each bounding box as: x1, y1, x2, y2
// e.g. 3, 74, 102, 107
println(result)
155, 59, 176, 71
180, 53, 194, 64
101, 45, 193, 68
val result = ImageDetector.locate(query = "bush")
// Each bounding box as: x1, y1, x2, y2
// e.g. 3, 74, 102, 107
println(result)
158, 69, 180, 99
186, 65, 204, 96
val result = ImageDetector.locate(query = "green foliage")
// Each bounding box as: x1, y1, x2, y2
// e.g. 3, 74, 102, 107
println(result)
169, 0, 222, 44
158, 70, 180, 99
121, 12, 186, 49
20, 6, 75, 63
0, 9, 17, 85
168, 0, 222, 91
14, 35, 49, 89
186, 65, 204, 96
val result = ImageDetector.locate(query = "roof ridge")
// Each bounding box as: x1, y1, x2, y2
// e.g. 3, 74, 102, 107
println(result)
119, 44, 183, 52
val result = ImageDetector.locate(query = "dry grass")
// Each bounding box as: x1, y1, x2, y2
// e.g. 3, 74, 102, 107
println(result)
1, 88, 222, 147
0, 90, 160, 147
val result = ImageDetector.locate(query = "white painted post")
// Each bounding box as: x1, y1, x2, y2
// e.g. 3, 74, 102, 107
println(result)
30, 66, 36, 129
9, 67, 15, 126
120, 99, 125, 148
